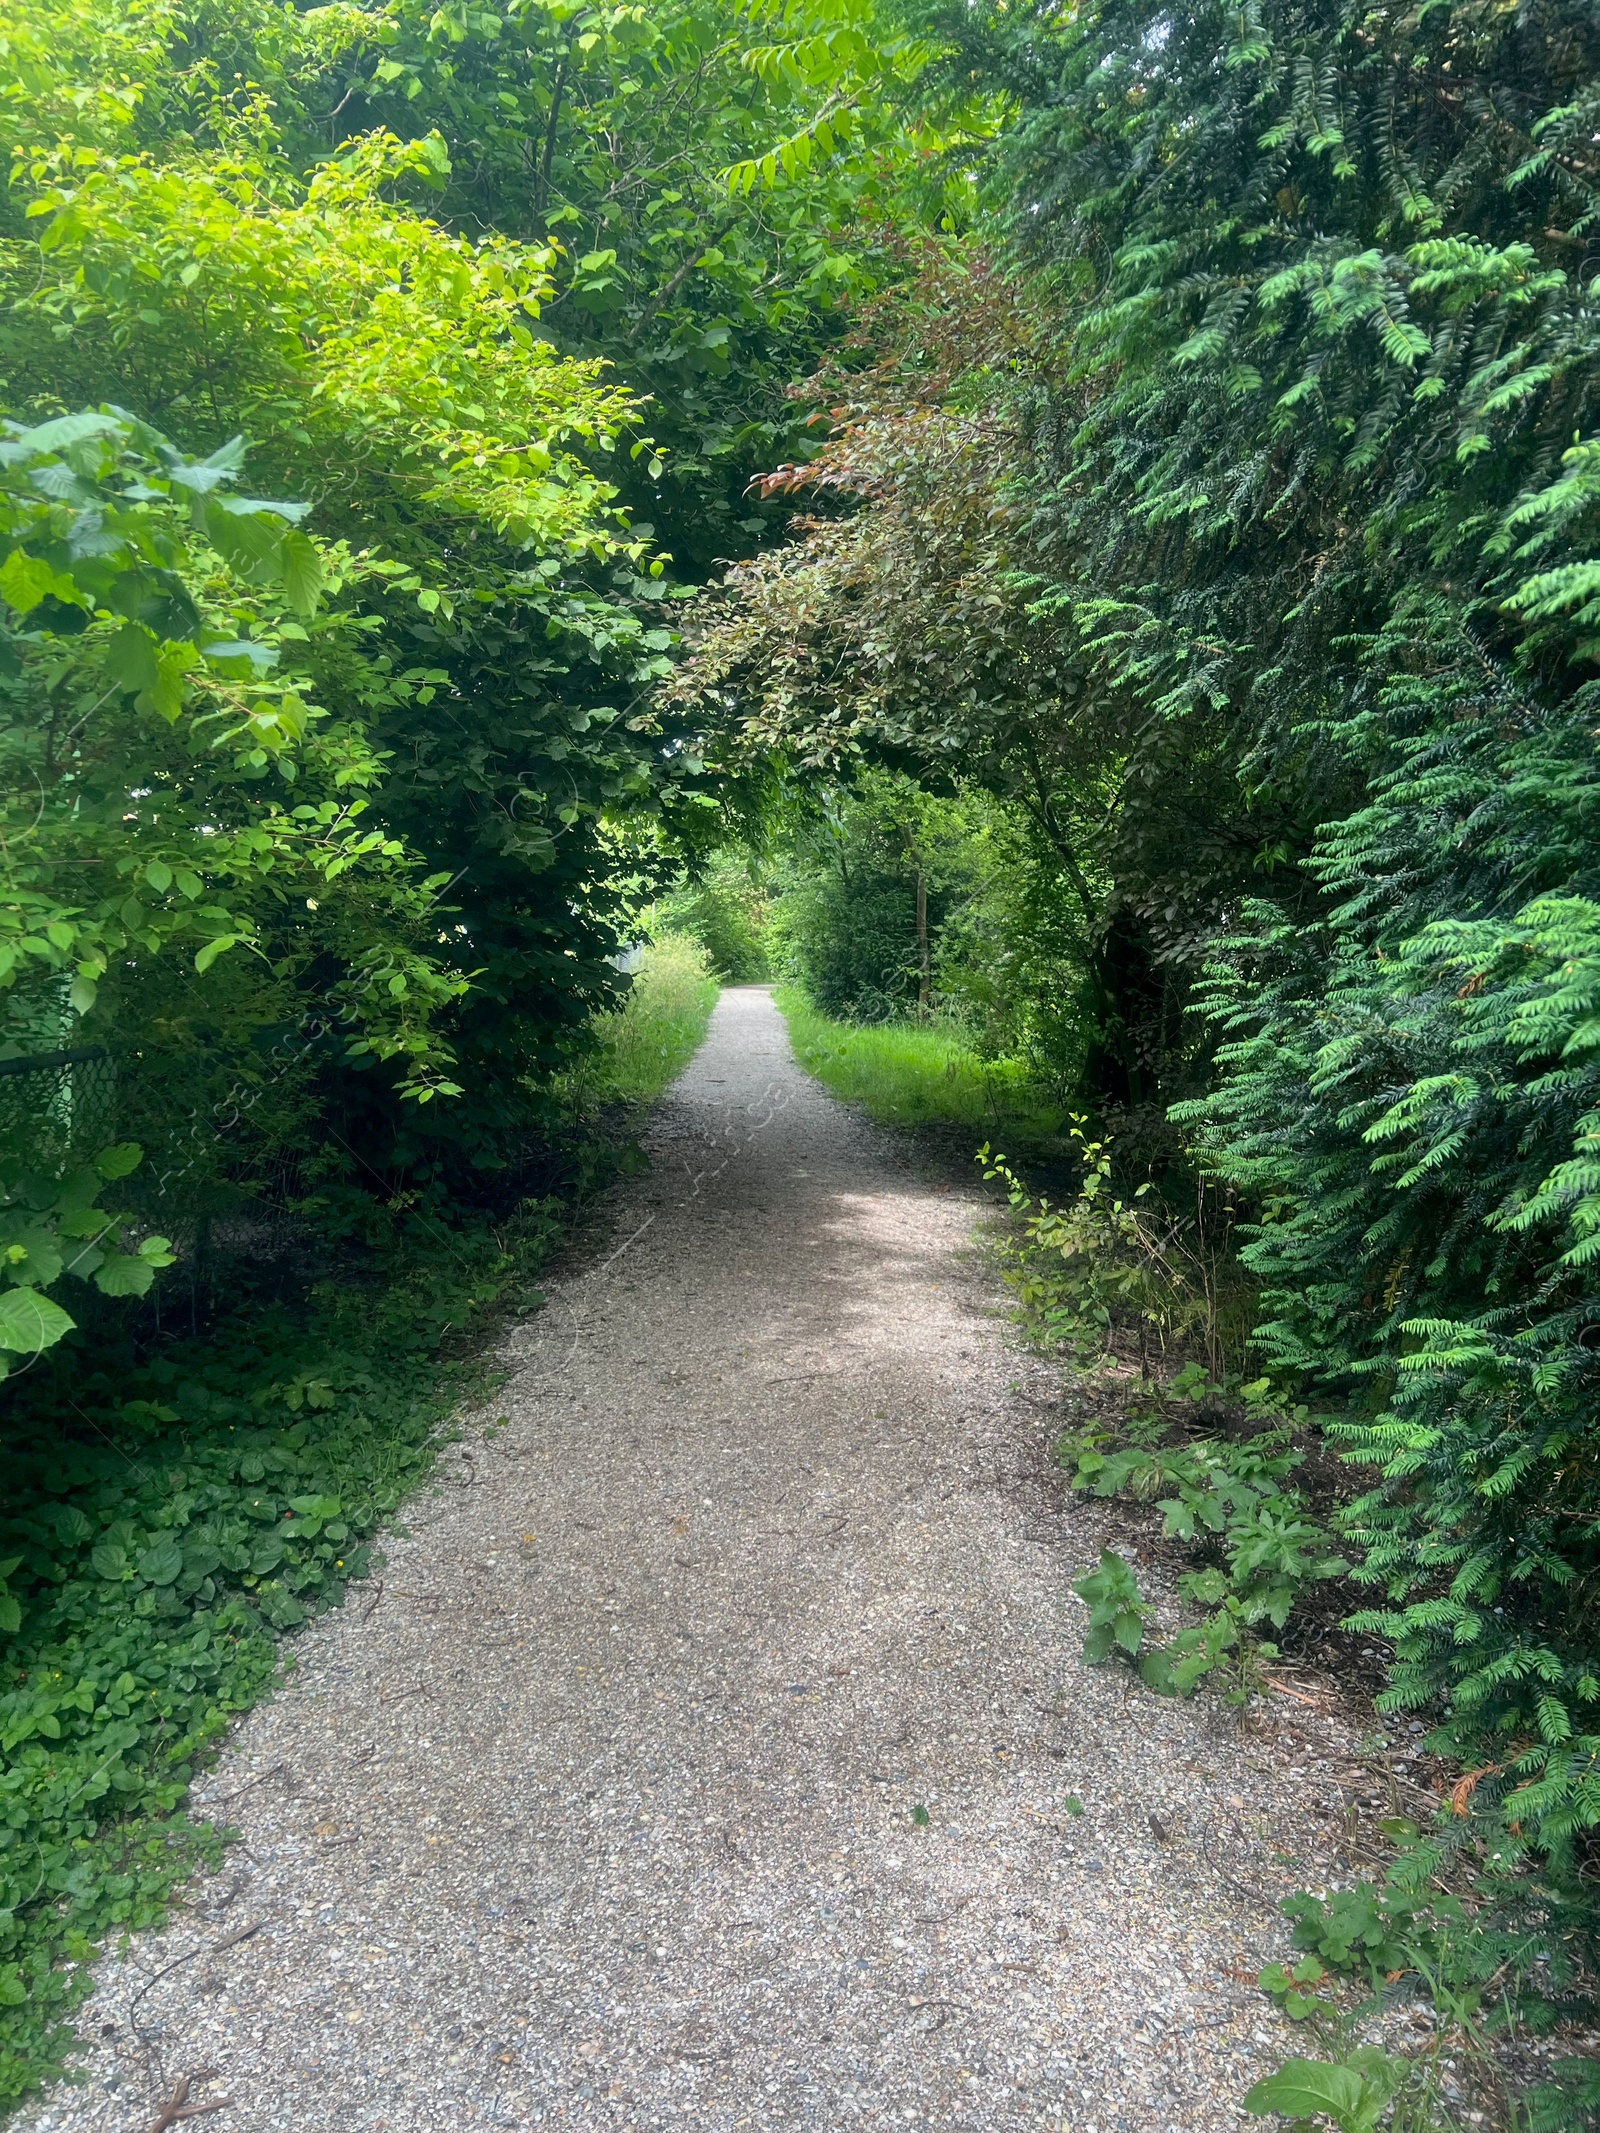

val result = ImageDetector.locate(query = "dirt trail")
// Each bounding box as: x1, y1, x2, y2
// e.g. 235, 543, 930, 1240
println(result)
24, 985, 1336, 2133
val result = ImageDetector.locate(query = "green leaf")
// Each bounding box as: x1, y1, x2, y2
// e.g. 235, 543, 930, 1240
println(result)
195, 934, 243, 974
103, 620, 161, 697
202, 494, 299, 578
90, 1543, 129, 1580
5, 1228, 63, 1287
1243, 2061, 1369, 2127
0, 1286, 75, 1356
278, 529, 325, 617
136, 1538, 184, 1586
93, 1254, 158, 1298
0, 548, 81, 616
11, 411, 121, 453
288, 1495, 342, 1520
1138, 1645, 1179, 1694
202, 638, 278, 673
95, 1144, 143, 1179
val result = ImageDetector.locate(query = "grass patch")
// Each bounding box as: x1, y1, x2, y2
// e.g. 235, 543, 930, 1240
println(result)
774, 986, 1064, 1143
583, 935, 720, 1106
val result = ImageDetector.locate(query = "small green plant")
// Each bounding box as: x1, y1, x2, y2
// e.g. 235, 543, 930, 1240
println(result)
1137, 1572, 1271, 1702
1248, 1873, 1559, 2130
1073, 1547, 1151, 1663
1062, 1367, 1346, 1701
984, 1128, 1195, 1361
983, 1128, 1253, 1373
1244, 2047, 1410, 2133
1258, 1954, 1337, 2023
1281, 1884, 1451, 1990
0, 1189, 571, 2107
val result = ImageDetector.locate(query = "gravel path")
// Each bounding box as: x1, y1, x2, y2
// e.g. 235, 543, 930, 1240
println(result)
22, 985, 1343, 2133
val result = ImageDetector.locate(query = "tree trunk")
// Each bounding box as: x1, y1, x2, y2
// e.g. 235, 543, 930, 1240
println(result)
916, 871, 930, 1020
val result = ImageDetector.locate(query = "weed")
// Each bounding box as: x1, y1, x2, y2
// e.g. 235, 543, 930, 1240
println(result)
982, 1129, 1250, 1377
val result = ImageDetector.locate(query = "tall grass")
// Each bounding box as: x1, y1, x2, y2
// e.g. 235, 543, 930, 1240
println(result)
587, 935, 720, 1105
775, 986, 1064, 1140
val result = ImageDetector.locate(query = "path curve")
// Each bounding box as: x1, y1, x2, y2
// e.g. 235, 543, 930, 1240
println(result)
24, 987, 1328, 2133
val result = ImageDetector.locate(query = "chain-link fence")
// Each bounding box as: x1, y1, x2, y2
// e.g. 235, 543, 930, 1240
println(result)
1, 968, 587, 1347
0, 1044, 117, 1174
0, 1017, 330, 1333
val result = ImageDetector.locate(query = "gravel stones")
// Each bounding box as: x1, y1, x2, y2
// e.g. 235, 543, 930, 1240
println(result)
19, 986, 1335, 2132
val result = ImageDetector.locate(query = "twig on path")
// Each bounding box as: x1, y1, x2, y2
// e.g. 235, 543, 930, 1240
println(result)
210, 1763, 286, 1809
361, 1578, 385, 1622
130, 1922, 263, 2017
914, 1901, 974, 1923
146, 2071, 231, 2132
1262, 1672, 1330, 1709
128, 1922, 264, 2066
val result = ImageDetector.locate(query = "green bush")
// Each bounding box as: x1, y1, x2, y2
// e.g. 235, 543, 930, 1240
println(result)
777, 865, 922, 1022
654, 862, 773, 983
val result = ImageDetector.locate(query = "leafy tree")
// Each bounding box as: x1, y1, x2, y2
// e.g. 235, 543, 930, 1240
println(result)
0, 0, 982, 1189
964, 0, 1600, 1895
0, 407, 467, 1362
0, 39, 702, 1188
300, 0, 977, 568
671, 255, 1273, 1112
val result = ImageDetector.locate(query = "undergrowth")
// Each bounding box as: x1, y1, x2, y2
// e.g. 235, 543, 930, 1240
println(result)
0, 1197, 567, 2108
775, 986, 1063, 1143
989, 1136, 1600, 2133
